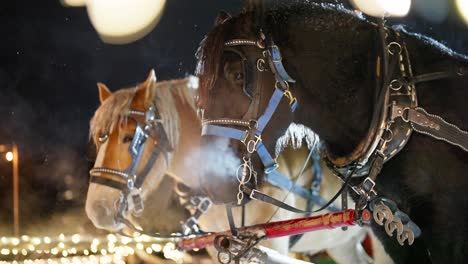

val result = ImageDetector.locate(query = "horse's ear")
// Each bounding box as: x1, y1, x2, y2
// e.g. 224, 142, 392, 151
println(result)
97, 82, 112, 104
140, 69, 158, 107
215, 11, 231, 25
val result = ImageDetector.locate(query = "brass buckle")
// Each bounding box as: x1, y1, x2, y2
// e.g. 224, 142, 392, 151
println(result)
284, 89, 297, 106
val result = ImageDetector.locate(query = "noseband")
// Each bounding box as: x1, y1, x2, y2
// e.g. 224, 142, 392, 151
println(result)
90, 104, 172, 217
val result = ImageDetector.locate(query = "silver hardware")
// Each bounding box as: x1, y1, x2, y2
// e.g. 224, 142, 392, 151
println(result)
389, 79, 402, 91
385, 216, 403, 237
373, 202, 393, 225
249, 189, 259, 200
382, 128, 393, 143
246, 135, 262, 154
257, 58, 266, 71
236, 157, 253, 205
128, 188, 144, 216
397, 226, 415, 246
387, 42, 402, 55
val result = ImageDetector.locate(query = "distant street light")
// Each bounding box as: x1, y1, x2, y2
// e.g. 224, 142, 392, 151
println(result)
5, 151, 13, 162
0, 144, 20, 237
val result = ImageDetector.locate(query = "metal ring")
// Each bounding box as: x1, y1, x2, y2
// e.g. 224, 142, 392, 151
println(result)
401, 107, 410, 122
389, 79, 402, 91
382, 129, 393, 143
236, 163, 252, 183
256, 58, 266, 72
275, 80, 289, 90
387, 42, 402, 55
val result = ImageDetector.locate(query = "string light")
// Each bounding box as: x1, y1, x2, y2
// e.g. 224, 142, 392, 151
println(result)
0, 233, 184, 263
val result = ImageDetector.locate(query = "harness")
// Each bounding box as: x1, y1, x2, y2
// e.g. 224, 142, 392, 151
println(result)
324, 23, 468, 248
201, 34, 343, 243
201, 21, 468, 249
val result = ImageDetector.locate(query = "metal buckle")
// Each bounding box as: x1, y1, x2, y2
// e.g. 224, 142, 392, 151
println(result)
264, 163, 279, 174
246, 135, 262, 154
390, 103, 410, 122
249, 189, 259, 200
198, 197, 213, 213
284, 89, 297, 107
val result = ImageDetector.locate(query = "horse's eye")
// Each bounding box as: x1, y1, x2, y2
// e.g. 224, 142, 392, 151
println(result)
123, 135, 134, 143
98, 134, 108, 143
235, 72, 244, 81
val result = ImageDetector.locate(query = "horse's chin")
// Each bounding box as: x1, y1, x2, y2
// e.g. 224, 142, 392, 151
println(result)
85, 196, 124, 232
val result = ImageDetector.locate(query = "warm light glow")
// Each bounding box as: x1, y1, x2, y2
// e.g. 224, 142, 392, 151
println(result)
456, 0, 468, 24
5, 151, 13, 161
71, 234, 80, 244
60, 0, 86, 7
85, 0, 167, 44
151, 243, 161, 252
351, 0, 411, 17
11, 238, 20, 245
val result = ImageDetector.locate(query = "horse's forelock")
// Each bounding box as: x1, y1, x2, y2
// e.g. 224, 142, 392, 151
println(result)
89, 88, 136, 143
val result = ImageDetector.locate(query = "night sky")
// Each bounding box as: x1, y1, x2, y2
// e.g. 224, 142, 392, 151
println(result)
0, 0, 466, 236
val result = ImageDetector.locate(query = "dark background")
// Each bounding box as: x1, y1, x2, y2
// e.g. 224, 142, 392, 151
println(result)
0, 0, 466, 235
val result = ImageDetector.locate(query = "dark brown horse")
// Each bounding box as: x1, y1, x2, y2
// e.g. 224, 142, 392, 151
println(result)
196, 2, 468, 263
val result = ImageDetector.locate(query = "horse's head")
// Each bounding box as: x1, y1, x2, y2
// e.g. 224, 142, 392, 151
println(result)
86, 70, 176, 231
196, 10, 295, 205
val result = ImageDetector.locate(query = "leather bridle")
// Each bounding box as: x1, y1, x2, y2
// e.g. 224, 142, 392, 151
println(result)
200, 34, 343, 219
89, 104, 172, 219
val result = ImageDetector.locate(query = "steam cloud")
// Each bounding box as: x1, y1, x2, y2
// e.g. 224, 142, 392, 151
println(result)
184, 137, 241, 186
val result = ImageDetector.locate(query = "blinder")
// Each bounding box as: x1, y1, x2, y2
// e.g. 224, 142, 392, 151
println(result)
223, 47, 255, 99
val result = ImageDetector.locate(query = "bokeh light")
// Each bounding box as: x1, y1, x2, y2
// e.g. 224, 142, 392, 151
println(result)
351, 0, 411, 17
456, 0, 468, 24
5, 151, 13, 162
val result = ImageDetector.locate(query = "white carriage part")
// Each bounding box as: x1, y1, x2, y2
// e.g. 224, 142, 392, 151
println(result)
350, 0, 411, 17
251, 245, 313, 264
61, 0, 167, 44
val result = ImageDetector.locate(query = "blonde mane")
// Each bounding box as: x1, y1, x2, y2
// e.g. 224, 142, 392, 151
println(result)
90, 78, 197, 149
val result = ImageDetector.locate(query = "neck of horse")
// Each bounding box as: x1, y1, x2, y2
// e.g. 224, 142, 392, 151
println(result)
168, 95, 201, 187
282, 19, 378, 159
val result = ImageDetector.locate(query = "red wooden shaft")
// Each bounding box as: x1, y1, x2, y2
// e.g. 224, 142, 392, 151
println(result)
178, 209, 356, 251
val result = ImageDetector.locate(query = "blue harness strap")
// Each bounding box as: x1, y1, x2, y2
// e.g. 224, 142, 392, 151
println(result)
267, 45, 296, 84
202, 124, 246, 141
256, 88, 286, 133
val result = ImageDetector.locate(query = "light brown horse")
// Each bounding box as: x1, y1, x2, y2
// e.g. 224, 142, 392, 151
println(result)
86, 70, 390, 263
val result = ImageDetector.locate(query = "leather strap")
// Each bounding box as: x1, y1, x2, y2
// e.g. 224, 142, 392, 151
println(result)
409, 107, 468, 152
